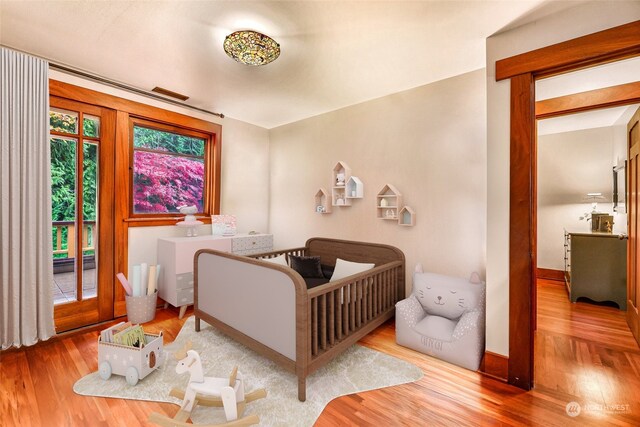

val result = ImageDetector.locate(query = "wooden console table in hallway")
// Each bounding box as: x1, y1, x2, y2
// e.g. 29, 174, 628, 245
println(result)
564, 230, 627, 309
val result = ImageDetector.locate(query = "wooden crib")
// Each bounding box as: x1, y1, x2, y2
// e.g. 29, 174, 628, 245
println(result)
193, 237, 405, 401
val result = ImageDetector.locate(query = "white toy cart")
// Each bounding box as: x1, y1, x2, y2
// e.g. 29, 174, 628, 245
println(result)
98, 332, 164, 386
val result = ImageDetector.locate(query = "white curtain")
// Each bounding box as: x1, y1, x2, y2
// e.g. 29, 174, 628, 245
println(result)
0, 47, 55, 349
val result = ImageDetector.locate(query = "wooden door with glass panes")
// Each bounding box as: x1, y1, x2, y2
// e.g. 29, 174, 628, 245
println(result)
50, 96, 115, 332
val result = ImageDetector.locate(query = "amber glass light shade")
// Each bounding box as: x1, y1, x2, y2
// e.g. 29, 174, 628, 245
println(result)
223, 30, 280, 66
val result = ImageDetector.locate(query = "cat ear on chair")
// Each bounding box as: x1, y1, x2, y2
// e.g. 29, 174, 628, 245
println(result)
469, 271, 482, 284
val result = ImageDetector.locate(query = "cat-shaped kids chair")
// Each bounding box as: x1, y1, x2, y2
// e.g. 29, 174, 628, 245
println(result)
395, 268, 485, 370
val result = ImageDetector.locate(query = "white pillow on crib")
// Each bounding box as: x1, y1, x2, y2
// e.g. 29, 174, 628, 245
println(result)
263, 254, 289, 267
330, 258, 374, 282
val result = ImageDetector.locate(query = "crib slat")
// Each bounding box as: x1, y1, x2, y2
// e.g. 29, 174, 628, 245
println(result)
377, 274, 382, 315
363, 279, 367, 324
343, 287, 349, 335
372, 274, 377, 317
367, 277, 373, 321
358, 279, 367, 324
360, 279, 366, 325
384, 270, 388, 309
355, 280, 361, 329
350, 284, 356, 332
329, 292, 335, 346
320, 294, 327, 351
393, 267, 398, 302
312, 298, 318, 356
336, 290, 343, 340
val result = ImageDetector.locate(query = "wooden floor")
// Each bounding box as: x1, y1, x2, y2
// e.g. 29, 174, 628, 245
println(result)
2, 279, 639, 426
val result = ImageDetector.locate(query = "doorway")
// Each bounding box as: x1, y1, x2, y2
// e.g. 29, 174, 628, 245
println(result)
496, 20, 640, 389
50, 96, 116, 332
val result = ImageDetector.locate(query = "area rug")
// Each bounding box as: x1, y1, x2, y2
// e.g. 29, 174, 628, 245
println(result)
74, 316, 422, 426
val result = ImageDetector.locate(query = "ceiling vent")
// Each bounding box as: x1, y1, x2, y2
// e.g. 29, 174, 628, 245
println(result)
151, 86, 189, 101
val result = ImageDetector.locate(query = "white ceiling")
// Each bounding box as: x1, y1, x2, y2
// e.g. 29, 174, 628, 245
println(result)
0, 0, 564, 129
537, 104, 640, 136
536, 56, 640, 101
536, 56, 640, 136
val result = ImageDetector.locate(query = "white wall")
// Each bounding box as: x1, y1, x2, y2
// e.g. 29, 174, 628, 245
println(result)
48, 71, 271, 275
268, 69, 487, 293
486, 1, 640, 356
537, 127, 615, 271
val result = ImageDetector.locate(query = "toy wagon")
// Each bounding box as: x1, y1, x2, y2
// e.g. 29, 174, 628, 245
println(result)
98, 332, 164, 386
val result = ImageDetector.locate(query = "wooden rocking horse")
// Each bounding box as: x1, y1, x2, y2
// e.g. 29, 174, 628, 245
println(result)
148, 341, 267, 427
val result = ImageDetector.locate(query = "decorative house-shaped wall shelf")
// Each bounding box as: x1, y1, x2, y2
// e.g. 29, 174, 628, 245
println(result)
398, 206, 416, 226
332, 161, 352, 207
345, 176, 364, 199
376, 184, 403, 220
315, 188, 332, 214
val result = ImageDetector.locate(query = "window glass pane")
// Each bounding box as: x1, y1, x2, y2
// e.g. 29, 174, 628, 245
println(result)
82, 142, 98, 300
50, 136, 77, 304
83, 115, 100, 138
83, 142, 98, 222
51, 137, 77, 226
50, 108, 78, 134
133, 125, 205, 156
133, 151, 205, 214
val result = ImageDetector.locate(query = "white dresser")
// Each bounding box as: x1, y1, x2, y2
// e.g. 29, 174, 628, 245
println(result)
157, 233, 273, 317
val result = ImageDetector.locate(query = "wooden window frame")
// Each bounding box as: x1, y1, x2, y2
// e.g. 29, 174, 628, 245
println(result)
50, 79, 222, 317
495, 20, 640, 390
128, 117, 215, 219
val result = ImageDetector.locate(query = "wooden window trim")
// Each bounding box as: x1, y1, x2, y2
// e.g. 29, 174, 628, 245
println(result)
494, 20, 640, 390
50, 79, 222, 317
128, 117, 214, 219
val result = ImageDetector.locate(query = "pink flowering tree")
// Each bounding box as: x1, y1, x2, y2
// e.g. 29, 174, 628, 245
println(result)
133, 151, 204, 213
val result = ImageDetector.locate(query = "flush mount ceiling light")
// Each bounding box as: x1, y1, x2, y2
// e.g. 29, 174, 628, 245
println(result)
223, 30, 280, 66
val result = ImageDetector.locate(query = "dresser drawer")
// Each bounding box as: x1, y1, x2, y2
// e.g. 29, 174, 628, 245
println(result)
175, 272, 194, 290
176, 287, 194, 306
232, 234, 273, 255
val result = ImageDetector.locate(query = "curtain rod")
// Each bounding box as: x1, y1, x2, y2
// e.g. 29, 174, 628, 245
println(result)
1, 45, 224, 119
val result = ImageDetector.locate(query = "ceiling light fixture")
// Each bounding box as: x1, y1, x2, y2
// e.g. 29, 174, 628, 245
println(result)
223, 30, 280, 66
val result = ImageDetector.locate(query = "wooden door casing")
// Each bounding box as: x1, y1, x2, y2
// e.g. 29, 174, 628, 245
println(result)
628, 107, 640, 344
496, 20, 640, 389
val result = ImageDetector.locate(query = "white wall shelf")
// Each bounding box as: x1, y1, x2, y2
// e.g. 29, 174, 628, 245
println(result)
376, 184, 403, 220
332, 161, 352, 207
345, 176, 364, 199
315, 188, 332, 214
398, 206, 416, 226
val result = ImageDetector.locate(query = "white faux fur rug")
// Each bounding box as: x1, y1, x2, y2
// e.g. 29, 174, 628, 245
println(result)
74, 316, 422, 426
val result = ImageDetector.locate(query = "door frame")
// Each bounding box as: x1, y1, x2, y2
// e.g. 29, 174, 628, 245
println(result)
50, 97, 116, 332
496, 20, 640, 389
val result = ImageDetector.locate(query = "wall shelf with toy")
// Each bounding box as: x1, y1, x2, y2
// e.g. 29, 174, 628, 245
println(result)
315, 188, 332, 214
332, 161, 352, 207
376, 184, 403, 220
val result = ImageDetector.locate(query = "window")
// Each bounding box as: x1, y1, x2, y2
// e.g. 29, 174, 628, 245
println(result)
130, 118, 213, 215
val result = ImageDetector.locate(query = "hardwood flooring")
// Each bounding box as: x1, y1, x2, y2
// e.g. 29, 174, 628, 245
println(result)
2, 280, 639, 426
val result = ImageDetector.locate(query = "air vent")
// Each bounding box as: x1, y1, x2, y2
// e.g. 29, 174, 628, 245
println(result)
151, 86, 189, 101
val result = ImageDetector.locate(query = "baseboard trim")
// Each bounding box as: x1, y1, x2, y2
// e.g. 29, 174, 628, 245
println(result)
480, 351, 508, 382
536, 268, 564, 282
